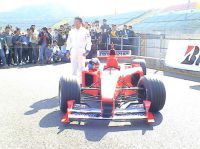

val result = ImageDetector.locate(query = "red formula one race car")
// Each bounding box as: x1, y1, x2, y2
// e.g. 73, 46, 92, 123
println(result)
59, 47, 166, 124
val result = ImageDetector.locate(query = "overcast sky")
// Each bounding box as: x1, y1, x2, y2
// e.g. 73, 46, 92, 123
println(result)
0, 0, 199, 16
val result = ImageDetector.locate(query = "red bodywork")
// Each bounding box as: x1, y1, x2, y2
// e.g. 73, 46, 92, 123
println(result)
61, 48, 154, 123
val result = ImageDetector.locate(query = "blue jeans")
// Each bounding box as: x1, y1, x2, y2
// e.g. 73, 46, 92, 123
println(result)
61, 45, 66, 51
6, 46, 13, 65
14, 47, 22, 64
39, 44, 48, 64
31, 43, 38, 63
0, 48, 7, 66
45, 48, 53, 60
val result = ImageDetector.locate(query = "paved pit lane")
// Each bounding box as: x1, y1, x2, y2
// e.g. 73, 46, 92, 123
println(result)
0, 63, 200, 149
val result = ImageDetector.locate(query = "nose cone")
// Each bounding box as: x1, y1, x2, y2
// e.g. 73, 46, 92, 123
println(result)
101, 71, 120, 102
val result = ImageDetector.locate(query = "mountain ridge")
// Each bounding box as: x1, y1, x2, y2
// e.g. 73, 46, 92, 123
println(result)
0, 3, 76, 29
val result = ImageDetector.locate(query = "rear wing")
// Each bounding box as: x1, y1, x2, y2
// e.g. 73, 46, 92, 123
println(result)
97, 50, 132, 59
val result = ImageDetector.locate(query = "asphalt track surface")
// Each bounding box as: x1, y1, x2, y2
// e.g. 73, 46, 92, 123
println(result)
0, 63, 200, 149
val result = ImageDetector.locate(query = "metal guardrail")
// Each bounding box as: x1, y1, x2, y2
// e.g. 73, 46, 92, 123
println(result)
103, 35, 167, 59
91, 34, 200, 60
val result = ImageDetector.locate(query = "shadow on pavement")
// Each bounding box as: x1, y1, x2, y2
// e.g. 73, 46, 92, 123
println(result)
24, 97, 58, 115
26, 97, 163, 141
37, 96, 163, 141
8, 63, 43, 69
2, 62, 68, 70
163, 71, 200, 82
190, 85, 200, 91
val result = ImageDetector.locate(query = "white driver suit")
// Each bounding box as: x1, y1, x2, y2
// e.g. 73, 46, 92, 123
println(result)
66, 26, 92, 79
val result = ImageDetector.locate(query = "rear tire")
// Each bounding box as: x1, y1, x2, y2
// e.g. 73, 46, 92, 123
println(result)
132, 59, 146, 75
59, 76, 81, 113
138, 76, 166, 112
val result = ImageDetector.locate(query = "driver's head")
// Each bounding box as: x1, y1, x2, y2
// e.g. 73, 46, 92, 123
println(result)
74, 17, 83, 29
88, 58, 100, 70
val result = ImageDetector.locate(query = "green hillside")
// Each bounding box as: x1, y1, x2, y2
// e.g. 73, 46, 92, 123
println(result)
52, 17, 73, 28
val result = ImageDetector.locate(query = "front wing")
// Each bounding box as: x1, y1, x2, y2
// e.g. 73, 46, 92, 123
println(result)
61, 100, 154, 123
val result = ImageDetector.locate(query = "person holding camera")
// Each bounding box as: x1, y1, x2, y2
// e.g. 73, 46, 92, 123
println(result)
38, 27, 52, 64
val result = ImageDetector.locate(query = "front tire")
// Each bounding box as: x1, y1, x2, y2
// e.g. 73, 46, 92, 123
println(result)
59, 76, 81, 113
138, 76, 166, 112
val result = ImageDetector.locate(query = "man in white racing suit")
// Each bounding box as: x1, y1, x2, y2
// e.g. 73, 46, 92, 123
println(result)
66, 17, 92, 81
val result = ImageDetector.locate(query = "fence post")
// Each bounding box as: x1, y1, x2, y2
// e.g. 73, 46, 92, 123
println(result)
121, 37, 123, 50
107, 36, 110, 50
159, 34, 164, 70
139, 34, 145, 57
138, 36, 141, 56
159, 35, 163, 60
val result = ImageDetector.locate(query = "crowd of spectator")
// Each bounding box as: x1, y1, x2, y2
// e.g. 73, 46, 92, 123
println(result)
0, 19, 136, 69
86, 19, 136, 52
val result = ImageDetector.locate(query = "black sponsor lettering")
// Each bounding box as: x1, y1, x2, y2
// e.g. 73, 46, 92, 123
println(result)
98, 50, 130, 56
181, 46, 200, 66
195, 56, 200, 66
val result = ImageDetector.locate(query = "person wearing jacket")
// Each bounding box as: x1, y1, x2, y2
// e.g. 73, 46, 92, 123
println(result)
110, 24, 120, 45
21, 30, 30, 64
120, 25, 130, 46
100, 19, 110, 49
38, 27, 52, 64
29, 27, 38, 64
12, 28, 22, 66
128, 25, 136, 45
3, 25, 13, 66
66, 17, 92, 82
52, 29, 65, 50
0, 27, 8, 68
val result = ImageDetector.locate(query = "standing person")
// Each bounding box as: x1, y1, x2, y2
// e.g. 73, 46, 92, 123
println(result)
110, 24, 120, 45
52, 29, 65, 50
128, 25, 137, 54
66, 17, 92, 82
94, 20, 102, 51
90, 23, 97, 42
31, 25, 39, 61
12, 28, 22, 66
128, 25, 136, 45
29, 27, 38, 64
0, 27, 8, 68
48, 28, 54, 44
21, 30, 29, 64
121, 25, 129, 46
87, 22, 100, 58
38, 27, 52, 64
100, 19, 110, 49
65, 24, 71, 40
94, 21, 101, 41
3, 25, 14, 66
26, 28, 32, 63
59, 26, 67, 52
